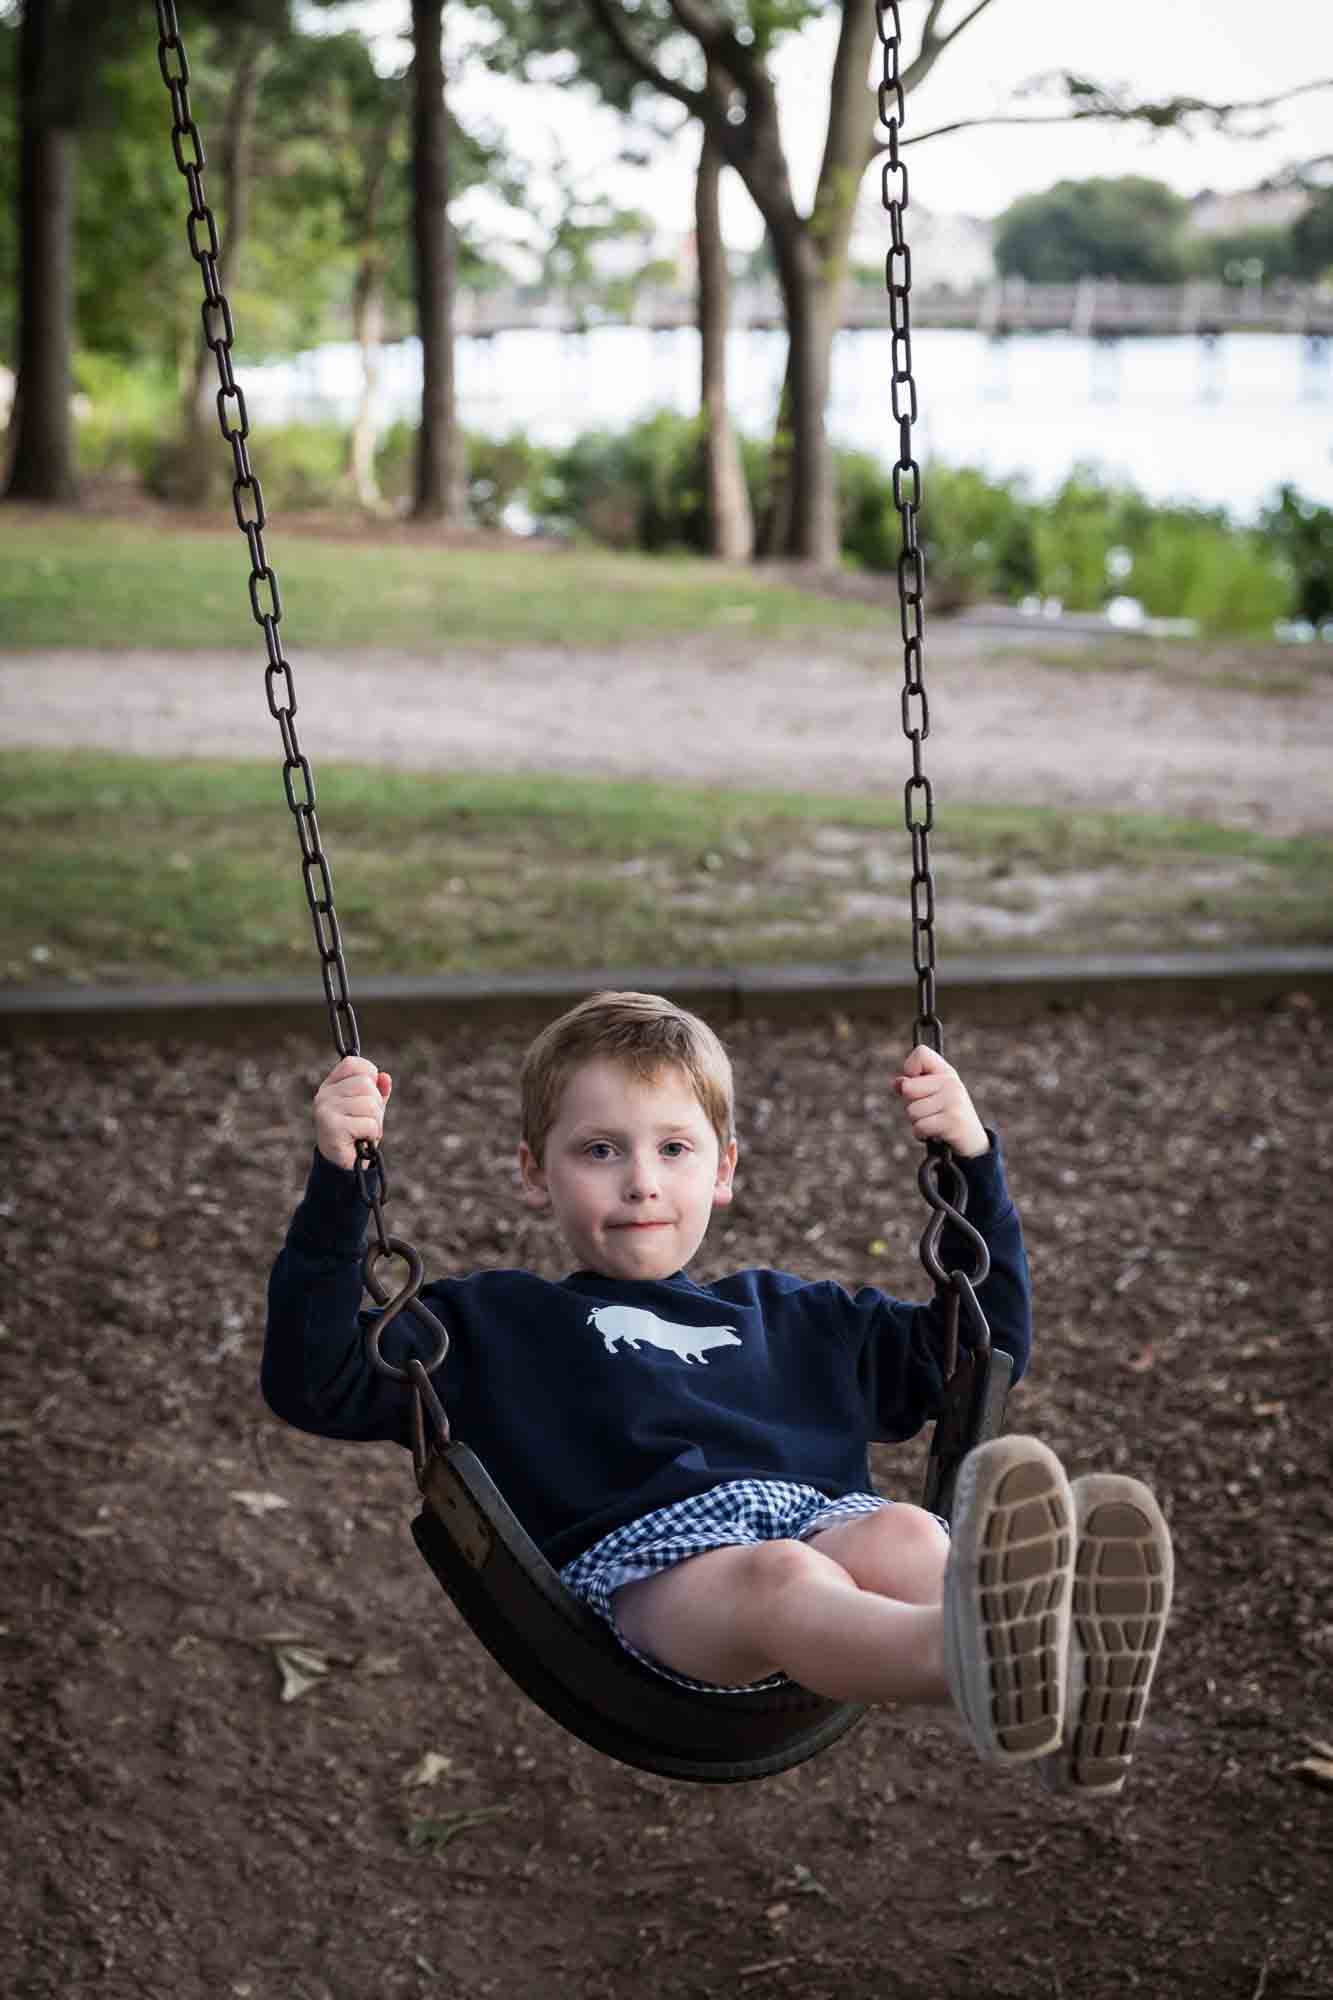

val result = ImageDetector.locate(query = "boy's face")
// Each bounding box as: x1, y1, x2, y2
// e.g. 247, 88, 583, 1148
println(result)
519, 1057, 737, 1281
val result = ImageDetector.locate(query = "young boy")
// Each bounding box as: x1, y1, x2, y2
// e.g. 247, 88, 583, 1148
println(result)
264, 990, 1172, 1795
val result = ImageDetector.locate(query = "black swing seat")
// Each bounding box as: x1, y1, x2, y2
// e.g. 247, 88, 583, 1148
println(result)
409, 1342, 1013, 1785
411, 1442, 863, 1783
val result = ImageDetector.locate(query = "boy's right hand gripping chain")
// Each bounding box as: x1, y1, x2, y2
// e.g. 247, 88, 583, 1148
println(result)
359, 1140, 451, 1481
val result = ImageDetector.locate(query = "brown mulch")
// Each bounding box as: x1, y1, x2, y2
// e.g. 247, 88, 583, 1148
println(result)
3, 998, 1331, 2000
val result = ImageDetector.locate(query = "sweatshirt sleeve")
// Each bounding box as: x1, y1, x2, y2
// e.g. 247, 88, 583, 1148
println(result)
261, 1149, 454, 1446
860, 1131, 1032, 1440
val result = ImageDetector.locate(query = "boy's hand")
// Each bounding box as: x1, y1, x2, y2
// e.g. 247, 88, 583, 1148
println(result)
894, 1045, 989, 1158
313, 1055, 392, 1171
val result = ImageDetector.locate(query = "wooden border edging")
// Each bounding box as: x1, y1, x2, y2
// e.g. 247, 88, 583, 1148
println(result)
2, 949, 1329, 1046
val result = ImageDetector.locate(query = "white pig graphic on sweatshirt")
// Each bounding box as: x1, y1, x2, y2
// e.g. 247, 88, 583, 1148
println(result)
587, 1303, 741, 1366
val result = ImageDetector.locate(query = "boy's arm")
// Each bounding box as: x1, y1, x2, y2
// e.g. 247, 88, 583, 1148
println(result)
261, 1148, 448, 1445
894, 1045, 1031, 1377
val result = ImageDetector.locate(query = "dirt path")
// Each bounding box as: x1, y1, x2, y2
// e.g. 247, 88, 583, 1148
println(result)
11, 625, 1332, 834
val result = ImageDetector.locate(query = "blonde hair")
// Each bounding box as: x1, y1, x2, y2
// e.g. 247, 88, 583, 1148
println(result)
519, 991, 735, 1164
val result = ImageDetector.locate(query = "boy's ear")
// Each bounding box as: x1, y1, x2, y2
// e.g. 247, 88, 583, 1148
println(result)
712, 1137, 739, 1208
517, 1141, 550, 1210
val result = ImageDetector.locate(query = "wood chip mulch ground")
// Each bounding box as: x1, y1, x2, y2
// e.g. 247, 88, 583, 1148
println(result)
2, 996, 1330, 1999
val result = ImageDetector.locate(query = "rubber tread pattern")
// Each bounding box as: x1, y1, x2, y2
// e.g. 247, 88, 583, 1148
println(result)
1058, 1485, 1173, 1794
944, 1437, 1074, 1763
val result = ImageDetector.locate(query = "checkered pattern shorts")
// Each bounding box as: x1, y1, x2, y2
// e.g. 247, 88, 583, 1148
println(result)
560, 1478, 894, 1694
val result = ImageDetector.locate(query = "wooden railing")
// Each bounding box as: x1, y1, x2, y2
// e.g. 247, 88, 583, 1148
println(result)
454, 278, 1333, 340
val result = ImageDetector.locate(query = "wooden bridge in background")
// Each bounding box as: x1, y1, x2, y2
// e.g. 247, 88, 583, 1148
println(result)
455, 278, 1333, 341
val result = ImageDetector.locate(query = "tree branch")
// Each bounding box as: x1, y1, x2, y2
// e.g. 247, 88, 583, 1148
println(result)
903, 0, 1000, 95
578, 0, 761, 148
661, 0, 727, 55
578, 0, 708, 114
663, 0, 766, 96
932, 0, 1002, 57
898, 74, 1333, 148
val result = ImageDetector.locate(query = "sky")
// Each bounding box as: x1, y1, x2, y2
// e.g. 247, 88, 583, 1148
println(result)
313, 0, 1333, 261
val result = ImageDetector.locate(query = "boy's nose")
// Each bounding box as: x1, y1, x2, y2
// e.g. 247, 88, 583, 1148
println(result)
622, 1154, 661, 1199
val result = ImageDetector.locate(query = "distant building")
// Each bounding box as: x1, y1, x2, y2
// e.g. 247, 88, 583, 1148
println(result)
1187, 186, 1312, 236
848, 187, 995, 290
671, 196, 996, 295
586, 224, 676, 282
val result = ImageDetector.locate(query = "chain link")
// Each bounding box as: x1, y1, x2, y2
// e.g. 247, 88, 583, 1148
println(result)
875, 0, 940, 1057
153, 0, 395, 1251
155, 0, 982, 1384
876, 3, 993, 1347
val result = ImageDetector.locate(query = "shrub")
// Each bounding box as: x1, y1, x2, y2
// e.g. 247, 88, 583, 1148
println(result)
1260, 485, 1333, 626
835, 448, 897, 573
73, 353, 178, 484
373, 419, 414, 506
75, 359, 1328, 641
540, 410, 710, 552
1188, 536, 1291, 637
1130, 515, 1289, 635
140, 416, 349, 511
1030, 465, 1127, 610
468, 431, 548, 531
920, 463, 1038, 604
834, 454, 1038, 608
240, 423, 348, 511
372, 424, 550, 527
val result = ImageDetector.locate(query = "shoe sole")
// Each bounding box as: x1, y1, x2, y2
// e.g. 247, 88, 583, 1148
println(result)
943, 1437, 1074, 1762
1054, 1475, 1173, 1794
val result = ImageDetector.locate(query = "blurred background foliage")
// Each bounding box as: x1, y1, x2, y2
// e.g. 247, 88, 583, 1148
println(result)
3, 5, 1331, 633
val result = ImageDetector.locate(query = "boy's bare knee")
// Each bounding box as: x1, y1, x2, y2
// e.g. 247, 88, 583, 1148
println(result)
806, 1501, 948, 1601
740, 1536, 830, 1605
892, 1502, 950, 1556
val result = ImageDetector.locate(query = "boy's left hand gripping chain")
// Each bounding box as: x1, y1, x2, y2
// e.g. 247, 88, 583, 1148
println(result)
917, 1144, 992, 1383
359, 1140, 452, 1482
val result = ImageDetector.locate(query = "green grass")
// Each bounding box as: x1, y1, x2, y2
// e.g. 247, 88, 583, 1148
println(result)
0, 512, 887, 652
4, 751, 1329, 988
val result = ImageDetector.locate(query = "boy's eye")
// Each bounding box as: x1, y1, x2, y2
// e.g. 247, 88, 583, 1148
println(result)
661, 1141, 690, 1158
584, 1141, 616, 1160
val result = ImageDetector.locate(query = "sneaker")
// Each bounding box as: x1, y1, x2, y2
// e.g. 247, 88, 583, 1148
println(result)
1040, 1474, 1173, 1796
942, 1435, 1075, 1763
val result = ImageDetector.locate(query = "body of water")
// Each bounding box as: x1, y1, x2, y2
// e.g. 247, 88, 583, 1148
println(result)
242, 323, 1333, 522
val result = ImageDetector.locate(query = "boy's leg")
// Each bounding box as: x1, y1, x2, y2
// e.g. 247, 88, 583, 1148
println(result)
612, 1536, 952, 1704
803, 1501, 949, 1606
1040, 1473, 1173, 1796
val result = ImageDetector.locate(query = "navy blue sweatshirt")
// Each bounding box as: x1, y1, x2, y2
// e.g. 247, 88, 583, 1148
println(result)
263, 1141, 1031, 1567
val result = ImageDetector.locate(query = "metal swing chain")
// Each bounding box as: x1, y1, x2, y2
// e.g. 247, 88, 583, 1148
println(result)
875, 2, 991, 1375
153, 1, 448, 1420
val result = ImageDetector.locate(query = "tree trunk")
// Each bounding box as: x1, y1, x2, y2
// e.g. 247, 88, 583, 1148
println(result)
4, 0, 78, 504
695, 109, 752, 562
720, 0, 880, 567
179, 28, 265, 506
758, 226, 840, 565
411, 0, 463, 523
347, 92, 402, 515
584, 0, 996, 565
349, 258, 386, 512
705, 62, 848, 568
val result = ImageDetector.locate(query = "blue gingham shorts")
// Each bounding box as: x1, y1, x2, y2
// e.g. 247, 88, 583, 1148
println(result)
560, 1477, 896, 1693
